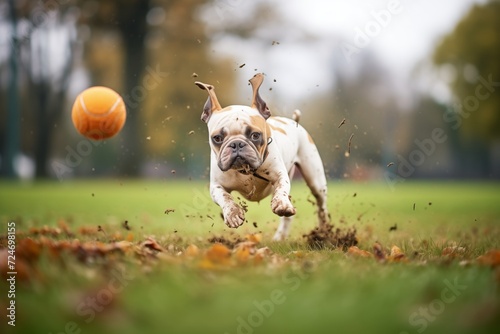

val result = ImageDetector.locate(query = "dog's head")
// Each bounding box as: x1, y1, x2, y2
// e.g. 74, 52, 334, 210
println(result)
195, 74, 272, 174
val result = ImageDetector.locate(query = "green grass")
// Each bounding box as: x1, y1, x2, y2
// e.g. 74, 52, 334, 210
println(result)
1, 180, 500, 334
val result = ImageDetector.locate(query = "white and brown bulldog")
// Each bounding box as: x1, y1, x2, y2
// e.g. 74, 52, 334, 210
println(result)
195, 73, 330, 240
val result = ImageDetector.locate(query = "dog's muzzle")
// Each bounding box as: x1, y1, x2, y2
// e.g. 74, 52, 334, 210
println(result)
218, 139, 261, 173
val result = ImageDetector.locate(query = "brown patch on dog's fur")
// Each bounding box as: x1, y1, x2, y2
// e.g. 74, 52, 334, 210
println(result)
268, 123, 286, 135
307, 133, 314, 144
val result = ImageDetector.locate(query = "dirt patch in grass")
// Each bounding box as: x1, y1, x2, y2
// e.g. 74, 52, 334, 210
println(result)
207, 235, 245, 249
303, 223, 358, 251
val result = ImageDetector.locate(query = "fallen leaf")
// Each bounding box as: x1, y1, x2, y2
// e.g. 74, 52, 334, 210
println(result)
34, 225, 62, 237
111, 231, 123, 241
205, 243, 231, 264
347, 246, 372, 258
142, 238, 165, 252
253, 252, 265, 265
57, 219, 73, 236
390, 245, 403, 257
388, 245, 406, 262
79, 226, 97, 235
476, 249, 500, 267
185, 244, 200, 257
112, 241, 134, 252
1, 249, 31, 282
256, 247, 272, 256
17, 238, 42, 263
245, 233, 262, 244
253, 247, 272, 265
235, 247, 250, 263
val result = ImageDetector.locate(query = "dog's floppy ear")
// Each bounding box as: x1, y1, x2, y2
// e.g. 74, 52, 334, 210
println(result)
249, 73, 271, 120
195, 81, 222, 123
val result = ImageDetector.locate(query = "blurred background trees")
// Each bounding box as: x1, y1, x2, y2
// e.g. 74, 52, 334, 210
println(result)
432, 1, 500, 178
434, 1, 500, 142
0, 0, 498, 180
1, 0, 78, 178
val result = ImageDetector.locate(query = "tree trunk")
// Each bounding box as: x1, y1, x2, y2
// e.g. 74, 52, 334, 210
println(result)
32, 19, 75, 178
1, 0, 20, 178
34, 82, 50, 178
116, 1, 150, 177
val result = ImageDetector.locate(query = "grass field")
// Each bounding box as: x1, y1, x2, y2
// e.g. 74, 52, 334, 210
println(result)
1, 180, 499, 334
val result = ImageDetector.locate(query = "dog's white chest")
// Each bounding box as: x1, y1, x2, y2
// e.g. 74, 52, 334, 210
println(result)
216, 169, 273, 201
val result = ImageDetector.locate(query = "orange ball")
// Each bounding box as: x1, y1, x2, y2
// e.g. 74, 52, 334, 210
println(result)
71, 86, 126, 140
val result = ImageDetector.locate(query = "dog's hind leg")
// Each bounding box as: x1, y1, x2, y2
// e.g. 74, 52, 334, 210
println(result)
295, 130, 330, 227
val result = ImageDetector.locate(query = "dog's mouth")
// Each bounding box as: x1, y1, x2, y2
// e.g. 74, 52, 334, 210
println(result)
218, 154, 260, 174
230, 157, 256, 175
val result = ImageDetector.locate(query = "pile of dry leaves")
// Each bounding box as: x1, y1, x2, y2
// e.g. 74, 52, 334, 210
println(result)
1, 221, 500, 284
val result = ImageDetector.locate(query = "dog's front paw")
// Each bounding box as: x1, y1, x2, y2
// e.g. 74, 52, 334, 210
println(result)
223, 204, 245, 228
271, 195, 296, 217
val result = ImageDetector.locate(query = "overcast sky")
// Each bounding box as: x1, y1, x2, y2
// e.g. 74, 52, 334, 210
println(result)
206, 0, 486, 105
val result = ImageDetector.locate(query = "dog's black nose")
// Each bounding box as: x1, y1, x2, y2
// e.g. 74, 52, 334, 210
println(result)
229, 141, 246, 152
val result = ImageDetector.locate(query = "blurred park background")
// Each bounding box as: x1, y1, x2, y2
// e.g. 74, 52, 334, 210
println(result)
0, 0, 499, 183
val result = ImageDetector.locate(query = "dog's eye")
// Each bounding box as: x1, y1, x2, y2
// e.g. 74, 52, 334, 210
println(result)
212, 135, 224, 144
250, 132, 261, 141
